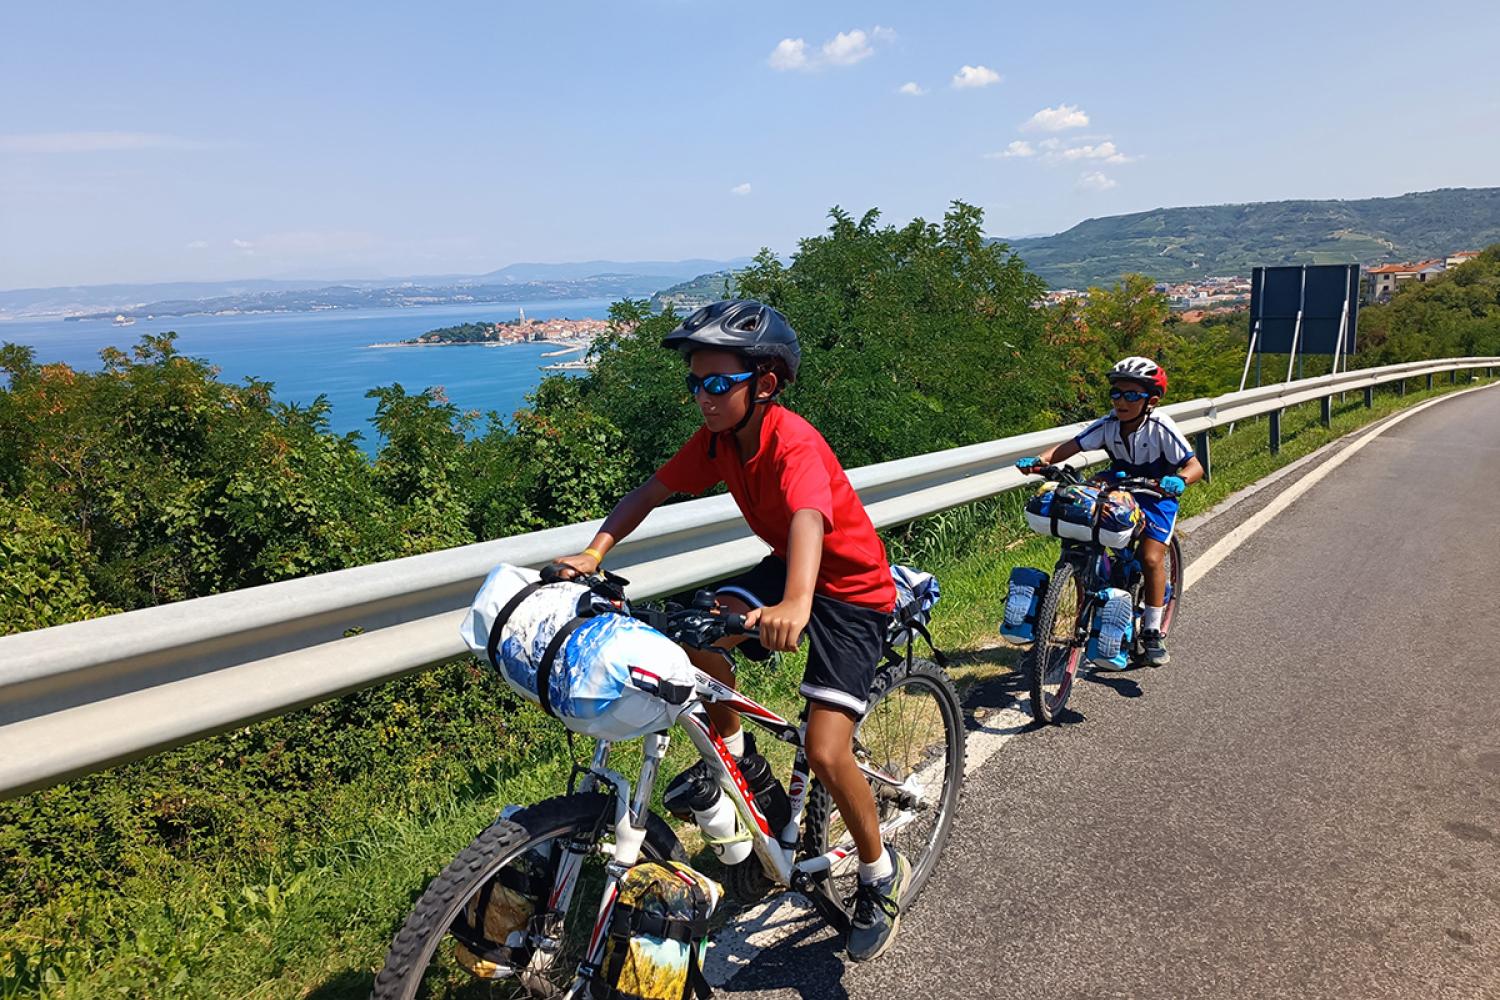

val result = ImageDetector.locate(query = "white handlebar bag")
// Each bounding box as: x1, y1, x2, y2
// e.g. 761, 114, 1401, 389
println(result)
460, 564, 697, 741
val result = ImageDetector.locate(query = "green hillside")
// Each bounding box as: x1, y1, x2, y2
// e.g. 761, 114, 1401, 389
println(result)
1007, 187, 1500, 288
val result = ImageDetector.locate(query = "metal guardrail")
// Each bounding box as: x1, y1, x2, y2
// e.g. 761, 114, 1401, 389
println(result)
2, 357, 1497, 798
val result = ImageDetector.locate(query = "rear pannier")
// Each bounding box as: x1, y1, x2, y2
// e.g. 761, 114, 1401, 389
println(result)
460, 564, 698, 741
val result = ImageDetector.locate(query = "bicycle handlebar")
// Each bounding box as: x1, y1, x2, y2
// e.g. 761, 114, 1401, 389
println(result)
1024, 463, 1172, 500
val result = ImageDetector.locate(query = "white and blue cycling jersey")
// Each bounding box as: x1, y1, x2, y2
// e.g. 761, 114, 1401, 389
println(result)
1073, 411, 1195, 482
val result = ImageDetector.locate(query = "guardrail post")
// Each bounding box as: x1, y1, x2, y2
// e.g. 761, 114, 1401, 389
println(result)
1427, 373, 1434, 390
1450, 369, 1458, 384
1195, 431, 1211, 482
1396, 378, 1405, 396
1320, 395, 1332, 428
1363, 386, 1374, 408
1269, 409, 1282, 455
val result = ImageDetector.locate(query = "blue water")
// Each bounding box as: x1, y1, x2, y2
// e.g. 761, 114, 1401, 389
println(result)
0, 299, 612, 449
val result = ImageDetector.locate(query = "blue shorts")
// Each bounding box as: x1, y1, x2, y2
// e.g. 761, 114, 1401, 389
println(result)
1135, 494, 1179, 544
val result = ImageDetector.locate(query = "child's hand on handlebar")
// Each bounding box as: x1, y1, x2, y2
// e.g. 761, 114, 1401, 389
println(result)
1160, 475, 1185, 498
1015, 456, 1043, 472
550, 552, 599, 580
745, 598, 811, 652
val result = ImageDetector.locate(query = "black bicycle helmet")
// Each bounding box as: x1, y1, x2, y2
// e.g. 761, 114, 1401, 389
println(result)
660, 299, 801, 384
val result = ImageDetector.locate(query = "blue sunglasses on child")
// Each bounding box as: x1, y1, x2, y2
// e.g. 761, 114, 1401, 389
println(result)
686, 371, 756, 396
1109, 387, 1152, 402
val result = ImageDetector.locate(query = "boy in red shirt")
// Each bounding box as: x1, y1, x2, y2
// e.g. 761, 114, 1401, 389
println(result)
554, 300, 907, 962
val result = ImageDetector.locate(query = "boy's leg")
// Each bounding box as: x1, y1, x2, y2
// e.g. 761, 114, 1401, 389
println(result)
799, 595, 909, 961
803, 703, 882, 863
1133, 493, 1178, 666
1138, 536, 1169, 608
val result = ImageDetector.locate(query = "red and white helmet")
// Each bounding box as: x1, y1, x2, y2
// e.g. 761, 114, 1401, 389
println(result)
1107, 356, 1168, 397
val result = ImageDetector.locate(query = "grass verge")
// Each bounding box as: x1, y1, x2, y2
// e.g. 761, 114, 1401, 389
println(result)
2, 373, 1491, 998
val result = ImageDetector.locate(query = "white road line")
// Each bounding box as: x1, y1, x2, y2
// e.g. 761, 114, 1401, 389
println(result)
706, 380, 1498, 986
1182, 382, 1498, 592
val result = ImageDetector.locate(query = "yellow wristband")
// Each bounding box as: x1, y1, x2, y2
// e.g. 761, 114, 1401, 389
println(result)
583, 546, 605, 565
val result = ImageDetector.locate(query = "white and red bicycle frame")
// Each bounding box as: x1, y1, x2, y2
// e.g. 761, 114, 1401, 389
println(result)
537, 662, 928, 998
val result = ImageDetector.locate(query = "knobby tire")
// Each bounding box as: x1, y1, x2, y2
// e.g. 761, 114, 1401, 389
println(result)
372, 792, 685, 1000
1026, 560, 1083, 724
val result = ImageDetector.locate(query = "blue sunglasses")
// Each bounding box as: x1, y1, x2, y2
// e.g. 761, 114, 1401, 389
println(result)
1109, 388, 1152, 402
686, 371, 756, 396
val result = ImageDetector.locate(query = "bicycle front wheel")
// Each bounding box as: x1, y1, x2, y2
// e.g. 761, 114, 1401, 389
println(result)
1025, 560, 1085, 724
802, 657, 966, 920
373, 793, 685, 1000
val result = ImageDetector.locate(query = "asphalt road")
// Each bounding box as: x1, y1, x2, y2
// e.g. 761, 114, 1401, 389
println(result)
719, 385, 1500, 999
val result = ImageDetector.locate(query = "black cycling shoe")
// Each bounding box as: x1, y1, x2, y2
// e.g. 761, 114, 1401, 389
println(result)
663, 730, 757, 820
1140, 629, 1170, 667
845, 846, 909, 963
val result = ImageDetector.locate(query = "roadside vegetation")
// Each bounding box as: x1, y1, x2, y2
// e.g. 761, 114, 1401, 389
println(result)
3, 206, 1498, 997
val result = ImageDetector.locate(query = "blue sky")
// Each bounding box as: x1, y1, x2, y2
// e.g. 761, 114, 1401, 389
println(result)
3, 1, 1498, 288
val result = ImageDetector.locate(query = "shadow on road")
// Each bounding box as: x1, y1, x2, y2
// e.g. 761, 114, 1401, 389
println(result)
1080, 669, 1143, 699
716, 918, 851, 999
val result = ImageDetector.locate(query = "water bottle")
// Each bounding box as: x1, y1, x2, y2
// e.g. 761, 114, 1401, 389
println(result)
736, 752, 793, 842
1087, 588, 1133, 669
670, 774, 752, 864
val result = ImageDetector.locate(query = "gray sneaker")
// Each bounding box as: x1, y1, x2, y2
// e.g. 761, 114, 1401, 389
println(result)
844, 846, 910, 963
1140, 629, 1170, 667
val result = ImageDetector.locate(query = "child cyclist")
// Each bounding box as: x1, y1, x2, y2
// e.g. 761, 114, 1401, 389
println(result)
552, 300, 908, 962
1015, 356, 1204, 666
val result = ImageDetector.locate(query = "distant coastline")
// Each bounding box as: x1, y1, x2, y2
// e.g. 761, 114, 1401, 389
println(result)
371, 315, 610, 351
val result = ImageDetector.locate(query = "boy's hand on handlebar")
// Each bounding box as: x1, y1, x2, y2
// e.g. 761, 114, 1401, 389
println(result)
1160, 475, 1185, 498
746, 598, 810, 652
1015, 456, 1043, 472
550, 553, 599, 580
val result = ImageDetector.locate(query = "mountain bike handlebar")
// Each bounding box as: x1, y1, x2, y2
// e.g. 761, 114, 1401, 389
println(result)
539, 562, 764, 648
1024, 463, 1173, 500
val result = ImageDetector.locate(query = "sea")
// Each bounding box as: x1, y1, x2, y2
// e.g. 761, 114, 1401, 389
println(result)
0, 299, 613, 451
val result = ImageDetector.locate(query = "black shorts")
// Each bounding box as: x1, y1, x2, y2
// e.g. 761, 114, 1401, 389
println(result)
712, 556, 890, 715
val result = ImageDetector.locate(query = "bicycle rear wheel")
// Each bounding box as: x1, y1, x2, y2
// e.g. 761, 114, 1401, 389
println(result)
802, 658, 965, 922
1025, 560, 1085, 724
373, 793, 684, 1000
1160, 535, 1184, 637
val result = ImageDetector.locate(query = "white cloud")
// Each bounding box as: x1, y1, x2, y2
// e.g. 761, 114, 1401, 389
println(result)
1057, 140, 1132, 162
0, 131, 215, 154
822, 29, 874, 66
186, 240, 209, 250
770, 26, 894, 72
1077, 171, 1117, 192
769, 38, 809, 71
898, 81, 926, 96
232, 238, 255, 250
730, 182, 752, 196
1022, 104, 1090, 131
951, 65, 1002, 89
984, 140, 1035, 159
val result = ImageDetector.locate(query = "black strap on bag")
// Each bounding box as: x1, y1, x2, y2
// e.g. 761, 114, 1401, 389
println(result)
534, 615, 588, 719
448, 864, 550, 969
485, 581, 548, 669
599, 873, 714, 1000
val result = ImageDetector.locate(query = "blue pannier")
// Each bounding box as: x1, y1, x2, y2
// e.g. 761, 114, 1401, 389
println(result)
1000, 567, 1049, 645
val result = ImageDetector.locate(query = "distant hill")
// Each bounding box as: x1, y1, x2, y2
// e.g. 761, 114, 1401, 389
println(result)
478, 258, 751, 284
650, 271, 739, 312
0, 258, 753, 321
1006, 187, 1500, 288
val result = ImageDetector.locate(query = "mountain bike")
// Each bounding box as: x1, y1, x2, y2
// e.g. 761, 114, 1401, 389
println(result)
1016, 465, 1183, 724
372, 572, 965, 999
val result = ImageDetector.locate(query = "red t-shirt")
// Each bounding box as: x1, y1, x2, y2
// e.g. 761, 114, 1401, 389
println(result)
655, 405, 896, 612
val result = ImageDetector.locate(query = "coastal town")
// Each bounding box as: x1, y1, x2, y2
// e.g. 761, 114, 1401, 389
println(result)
370, 310, 613, 368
